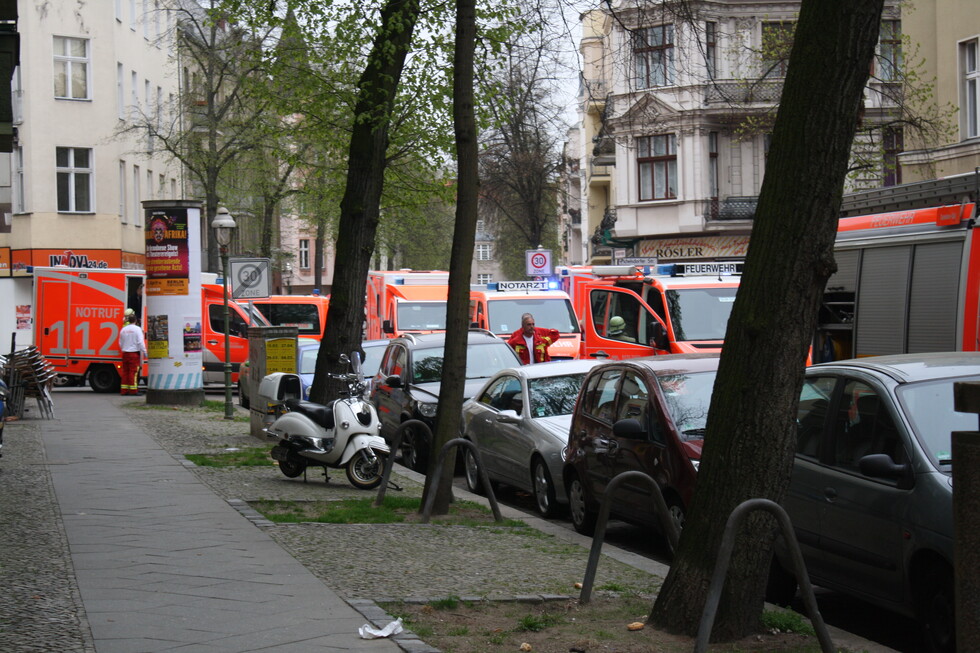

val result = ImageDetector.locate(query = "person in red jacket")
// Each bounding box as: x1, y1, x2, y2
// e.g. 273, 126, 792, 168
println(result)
506, 313, 560, 365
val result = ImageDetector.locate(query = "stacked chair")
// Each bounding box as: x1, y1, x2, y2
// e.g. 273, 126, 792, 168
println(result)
0, 347, 56, 419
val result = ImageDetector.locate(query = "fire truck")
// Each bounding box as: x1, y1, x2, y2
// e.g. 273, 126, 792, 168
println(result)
816, 172, 979, 362
468, 281, 581, 359
32, 267, 267, 392
558, 262, 741, 359
364, 270, 451, 339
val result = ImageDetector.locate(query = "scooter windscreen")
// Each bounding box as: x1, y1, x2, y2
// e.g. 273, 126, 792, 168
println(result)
351, 351, 363, 376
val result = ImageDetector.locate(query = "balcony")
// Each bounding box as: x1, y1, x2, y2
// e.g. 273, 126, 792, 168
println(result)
704, 196, 758, 221
704, 80, 782, 105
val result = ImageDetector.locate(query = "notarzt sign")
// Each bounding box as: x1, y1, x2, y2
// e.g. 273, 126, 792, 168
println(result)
497, 280, 548, 291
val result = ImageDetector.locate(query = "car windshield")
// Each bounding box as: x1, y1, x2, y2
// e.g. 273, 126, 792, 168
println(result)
528, 373, 587, 418
255, 303, 321, 336
397, 302, 447, 331
656, 370, 717, 440
411, 342, 520, 384
665, 288, 736, 341
897, 374, 980, 468
487, 297, 580, 335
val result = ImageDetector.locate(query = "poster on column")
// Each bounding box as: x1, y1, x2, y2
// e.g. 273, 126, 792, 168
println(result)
147, 314, 170, 358
145, 208, 190, 296
182, 317, 202, 354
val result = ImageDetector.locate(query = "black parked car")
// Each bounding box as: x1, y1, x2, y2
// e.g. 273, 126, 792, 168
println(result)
370, 330, 521, 472
770, 352, 980, 653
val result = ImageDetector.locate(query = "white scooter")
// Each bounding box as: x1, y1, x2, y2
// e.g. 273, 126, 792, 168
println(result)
257, 353, 389, 489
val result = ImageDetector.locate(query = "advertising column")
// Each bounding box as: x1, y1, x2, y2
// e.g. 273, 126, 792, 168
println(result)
142, 200, 204, 406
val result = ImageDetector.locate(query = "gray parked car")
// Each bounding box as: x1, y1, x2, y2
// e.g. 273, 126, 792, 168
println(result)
460, 359, 604, 517
770, 352, 980, 653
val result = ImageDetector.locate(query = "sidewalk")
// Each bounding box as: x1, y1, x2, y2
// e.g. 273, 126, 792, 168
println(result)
34, 392, 402, 653
0, 391, 899, 653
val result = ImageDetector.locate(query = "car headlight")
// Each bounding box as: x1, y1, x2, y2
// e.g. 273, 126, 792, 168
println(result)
417, 402, 438, 418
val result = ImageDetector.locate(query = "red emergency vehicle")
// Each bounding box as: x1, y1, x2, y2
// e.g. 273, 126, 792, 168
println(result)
364, 270, 451, 339
816, 201, 978, 361
33, 268, 265, 392
559, 263, 740, 359
468, 281, 581, 359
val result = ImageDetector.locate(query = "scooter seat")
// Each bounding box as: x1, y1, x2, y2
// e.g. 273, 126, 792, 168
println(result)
284, 399, 335, 430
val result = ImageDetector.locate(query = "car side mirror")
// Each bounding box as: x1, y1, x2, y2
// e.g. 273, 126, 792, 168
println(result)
612, 418, 646, 439
382, 319, 394, 335
496, 409, 521, 424
859, 453, 911, 486
649, 322, 669, 350
384, 375, 403, 388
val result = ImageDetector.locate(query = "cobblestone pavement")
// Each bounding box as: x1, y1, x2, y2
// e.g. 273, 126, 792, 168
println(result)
0, 419, 95, 652
121, 399, 662, 602
0, 394, 660, 652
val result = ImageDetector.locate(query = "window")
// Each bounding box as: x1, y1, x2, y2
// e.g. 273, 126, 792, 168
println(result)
832, 380, 906, 474
634, 25, 674, 88
761, 22, 794, 78
133, 165, 141, 226
963, 39, 980, 139
129, 0, 137, 30
53, 37, 89, 100
476, 219, 485, 233
119, 161, 127, 222
796, 376, 835, 459
582, 368, 622, 422
116, 63, 125, 118
637, 134, 677, 201
477, 273, 493, 284
705, 22, 717, 80
146, 169, 153, 200
56, 147, 93, 212
476, 243, 492, 260
877, 20, 901, 82
13, 146, 25, 213
882, 127, 903, 187
299, 239, 310, 268
115, 0, 123, 21
131, 70, 138, 118
708, 132, 719, 200
143, 0, 150, 38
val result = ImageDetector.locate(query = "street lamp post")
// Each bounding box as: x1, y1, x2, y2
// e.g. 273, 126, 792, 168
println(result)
211, 206, 237, 420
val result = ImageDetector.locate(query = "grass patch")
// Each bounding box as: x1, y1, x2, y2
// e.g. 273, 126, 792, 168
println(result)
185, 447, 272, 467
429, 596, 462, 610
761, 609, 816, 636
516, 612, 563, 632
250, 495, 527, 526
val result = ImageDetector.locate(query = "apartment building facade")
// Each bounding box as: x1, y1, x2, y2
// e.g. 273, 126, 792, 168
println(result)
567, 0, 902, 266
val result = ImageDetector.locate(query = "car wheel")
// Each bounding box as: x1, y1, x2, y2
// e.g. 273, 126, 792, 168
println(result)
917, 562, 955, 653
400, 422, 429, 474
532, 458, 559, 518
463, 445, 484, 494
88, 365, 121, 394
663, 494, 686, 555
238, 382, 250, 409
567, 473, 596, 536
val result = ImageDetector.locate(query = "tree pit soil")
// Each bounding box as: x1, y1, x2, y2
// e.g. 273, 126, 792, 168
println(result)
383, 596, 825, 653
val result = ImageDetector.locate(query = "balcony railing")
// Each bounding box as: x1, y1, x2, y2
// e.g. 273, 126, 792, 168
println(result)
704, 80, 783, 105
704, 196, 758, 221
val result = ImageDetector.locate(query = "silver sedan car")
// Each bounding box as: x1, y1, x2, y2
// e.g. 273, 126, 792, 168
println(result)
460, 359, 604, 517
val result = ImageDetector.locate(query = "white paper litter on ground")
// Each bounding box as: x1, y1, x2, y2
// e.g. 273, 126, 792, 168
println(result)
358, 618, 403, 639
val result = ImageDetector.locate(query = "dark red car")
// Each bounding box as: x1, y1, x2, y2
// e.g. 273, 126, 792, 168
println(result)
562, 354, 720, 544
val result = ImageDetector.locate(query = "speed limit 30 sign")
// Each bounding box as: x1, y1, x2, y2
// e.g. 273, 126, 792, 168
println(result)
229, 257, 271, 299
525, 249, 552, 276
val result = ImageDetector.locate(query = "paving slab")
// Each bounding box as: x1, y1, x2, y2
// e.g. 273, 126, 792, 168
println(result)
40, 393, 400, 653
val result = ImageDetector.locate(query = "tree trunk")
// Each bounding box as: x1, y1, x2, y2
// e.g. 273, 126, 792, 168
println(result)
309, 0, 421, 402
421, 0, 478, 514
314, 220, 326, 293
648, 0, 884, 640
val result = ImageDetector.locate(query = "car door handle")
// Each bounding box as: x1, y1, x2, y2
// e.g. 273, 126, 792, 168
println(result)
207, 340, 219, 345
823, 487, 838, 502
594, 438, 612, 454
589, 351, 610, 359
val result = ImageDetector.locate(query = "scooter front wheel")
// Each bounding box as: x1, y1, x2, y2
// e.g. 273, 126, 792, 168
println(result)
346, 449, 386, 490
278, 457, 307, 478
